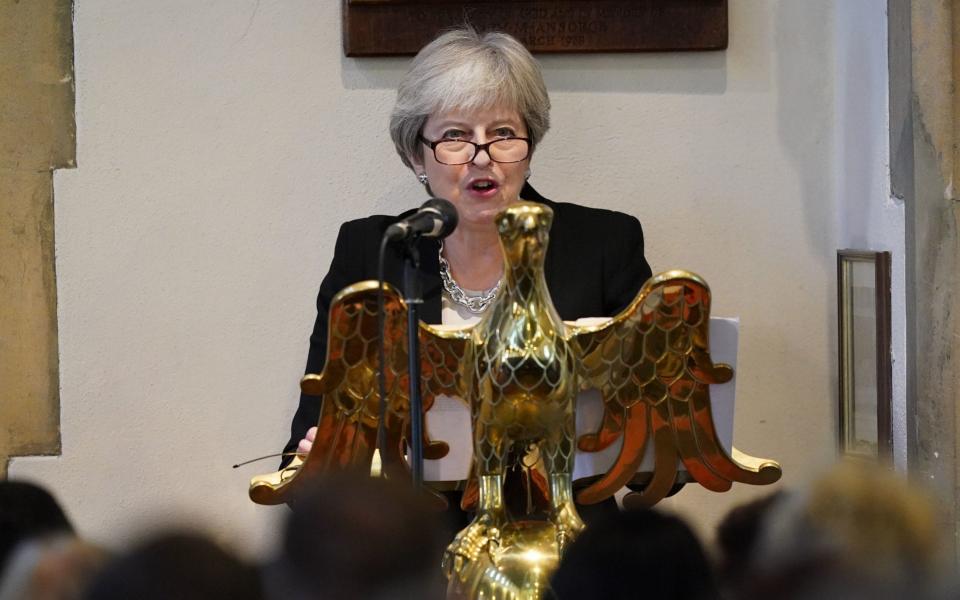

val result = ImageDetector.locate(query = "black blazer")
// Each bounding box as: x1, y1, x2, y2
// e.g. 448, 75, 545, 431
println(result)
282, 184, 653, 462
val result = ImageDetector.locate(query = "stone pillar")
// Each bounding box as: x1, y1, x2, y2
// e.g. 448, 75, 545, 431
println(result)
893, 0, 960, 559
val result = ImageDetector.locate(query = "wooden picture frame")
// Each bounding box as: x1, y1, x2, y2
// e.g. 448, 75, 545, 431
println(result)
837, 250, 892, 460
342, 0, 728, 56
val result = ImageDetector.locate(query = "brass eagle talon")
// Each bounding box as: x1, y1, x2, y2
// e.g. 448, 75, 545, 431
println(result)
442, 514, 503, 576
553, 518, 584, 555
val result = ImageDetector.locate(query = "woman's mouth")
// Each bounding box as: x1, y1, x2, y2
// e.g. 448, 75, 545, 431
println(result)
468, 179, 499, 197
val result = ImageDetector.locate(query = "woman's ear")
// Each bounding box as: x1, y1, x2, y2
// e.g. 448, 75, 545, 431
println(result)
408, 152, 425, 176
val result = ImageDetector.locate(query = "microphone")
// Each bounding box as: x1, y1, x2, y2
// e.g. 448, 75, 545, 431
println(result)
385, 198, 458, 242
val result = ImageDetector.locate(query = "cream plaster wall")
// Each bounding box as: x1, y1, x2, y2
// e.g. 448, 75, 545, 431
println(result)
9, 0, 889, 555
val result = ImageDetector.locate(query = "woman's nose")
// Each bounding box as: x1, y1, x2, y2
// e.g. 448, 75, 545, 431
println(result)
471, 145, 492, 167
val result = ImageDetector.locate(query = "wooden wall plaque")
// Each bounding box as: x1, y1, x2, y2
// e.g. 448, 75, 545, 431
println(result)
343, 0, 728, 56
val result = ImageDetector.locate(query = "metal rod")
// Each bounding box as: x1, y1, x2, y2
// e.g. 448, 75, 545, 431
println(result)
403, 241, 424, 489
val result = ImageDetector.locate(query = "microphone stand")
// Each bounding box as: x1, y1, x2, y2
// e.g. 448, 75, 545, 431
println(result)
401, 237, 425, 490
379, 198, 456, 491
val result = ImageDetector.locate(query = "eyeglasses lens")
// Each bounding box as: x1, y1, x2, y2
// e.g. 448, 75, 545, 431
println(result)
435, 139, 528, 165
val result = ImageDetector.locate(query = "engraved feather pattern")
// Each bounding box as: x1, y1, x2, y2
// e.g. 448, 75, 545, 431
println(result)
248, 201, 781, 598
248, 281, 469, 505
571, 271, 781, 508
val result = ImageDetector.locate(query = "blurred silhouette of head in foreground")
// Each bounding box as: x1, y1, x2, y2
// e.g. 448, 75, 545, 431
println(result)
548, 507, 719, 600
84, 531, 262, 600
744, 461, 951, 600
0, 480, 75, 576
270, 471, 447, 600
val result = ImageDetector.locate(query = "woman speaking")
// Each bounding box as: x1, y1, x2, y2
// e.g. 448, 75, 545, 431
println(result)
283, 27, 652, 524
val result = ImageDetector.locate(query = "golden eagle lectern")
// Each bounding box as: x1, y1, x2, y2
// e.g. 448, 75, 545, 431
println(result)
249, 201, 781, 599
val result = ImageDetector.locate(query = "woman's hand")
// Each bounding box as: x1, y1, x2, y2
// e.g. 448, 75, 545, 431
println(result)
297, 426, 317, 455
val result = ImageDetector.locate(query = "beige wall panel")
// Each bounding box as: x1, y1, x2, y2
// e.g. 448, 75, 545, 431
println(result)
0, 169, 60, 478
0, 0, 76, 171
0, 0, 74, 478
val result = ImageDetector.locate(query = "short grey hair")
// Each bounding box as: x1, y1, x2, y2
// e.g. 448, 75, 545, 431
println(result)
389, 28, 551, 171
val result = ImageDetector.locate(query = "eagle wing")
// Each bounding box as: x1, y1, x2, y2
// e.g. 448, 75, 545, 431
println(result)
249, 280, 470, 505
570, 270, 781, 508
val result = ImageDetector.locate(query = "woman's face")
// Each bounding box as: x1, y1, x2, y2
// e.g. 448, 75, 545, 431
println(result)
411, 104, 530, 231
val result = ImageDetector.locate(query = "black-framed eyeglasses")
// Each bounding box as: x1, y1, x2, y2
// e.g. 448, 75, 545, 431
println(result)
418, 136, 531, 165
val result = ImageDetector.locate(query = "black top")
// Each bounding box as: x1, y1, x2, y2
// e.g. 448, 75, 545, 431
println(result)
282, 184, 653, 463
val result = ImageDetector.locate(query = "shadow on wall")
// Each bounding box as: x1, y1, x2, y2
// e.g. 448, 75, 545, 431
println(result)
774, 0, 840, 440
339, 36, 726, 95
832, 1, 888, 250
774, 0, 834, 262
538, 51, 725, 95
340, 50, 726, 96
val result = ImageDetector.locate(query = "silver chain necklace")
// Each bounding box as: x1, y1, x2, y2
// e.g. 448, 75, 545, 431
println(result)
438, 241, 502, 314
